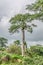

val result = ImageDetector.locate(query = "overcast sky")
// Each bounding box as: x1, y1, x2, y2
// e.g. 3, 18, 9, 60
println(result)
0, 0, 43, 46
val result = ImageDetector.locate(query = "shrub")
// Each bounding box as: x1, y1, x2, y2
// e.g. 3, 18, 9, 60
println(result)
1, 54, 11, 62
0, 47, 5, 51
7, 44, 21, 55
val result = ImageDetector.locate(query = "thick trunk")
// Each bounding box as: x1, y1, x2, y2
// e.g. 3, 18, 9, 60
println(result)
21, 29, 25, 56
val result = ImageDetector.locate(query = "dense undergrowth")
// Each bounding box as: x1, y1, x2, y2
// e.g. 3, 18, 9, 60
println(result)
0, 45, 43, 65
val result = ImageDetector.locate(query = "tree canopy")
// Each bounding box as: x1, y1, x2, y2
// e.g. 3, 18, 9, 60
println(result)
26, 0, 43, 21
9, 13, 36, 33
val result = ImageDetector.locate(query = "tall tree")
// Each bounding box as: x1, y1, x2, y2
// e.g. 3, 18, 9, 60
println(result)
0, 37, 8, 47
26, 0, 43, 21
9, 14, 37, 56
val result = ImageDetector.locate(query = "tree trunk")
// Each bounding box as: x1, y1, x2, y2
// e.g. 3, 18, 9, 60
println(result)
21, 29, 25, 56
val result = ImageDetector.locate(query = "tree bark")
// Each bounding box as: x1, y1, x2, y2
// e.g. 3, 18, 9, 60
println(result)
21, 29, 25, 56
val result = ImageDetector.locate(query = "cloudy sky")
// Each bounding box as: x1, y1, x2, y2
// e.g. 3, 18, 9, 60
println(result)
0, 0, 43, 46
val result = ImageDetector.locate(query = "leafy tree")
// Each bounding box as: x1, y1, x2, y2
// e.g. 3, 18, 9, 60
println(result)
26, 0, 43, 21
9, 14, 37, 56
0, 37, 8, 47
14, 40, 20, 46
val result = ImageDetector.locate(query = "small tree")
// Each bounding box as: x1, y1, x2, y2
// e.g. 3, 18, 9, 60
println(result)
0, 37, 8, 47
14, 40, 20, 46
9, 14, 37, 56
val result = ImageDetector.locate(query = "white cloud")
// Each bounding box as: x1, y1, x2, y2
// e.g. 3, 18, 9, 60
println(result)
27, 41, 43, 47
0, 17, 9, 27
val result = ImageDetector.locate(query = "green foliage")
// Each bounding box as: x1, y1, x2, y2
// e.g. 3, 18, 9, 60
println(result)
14, 40, 20, 45
7, 43, 21, 55
0, 47, 5, 51
0, 37, 8, 47
0, 45, 43, 65
9, 13, 36, 34
11, 54, 23, 60
26, 0, 43, 21
26, 0, 43, 11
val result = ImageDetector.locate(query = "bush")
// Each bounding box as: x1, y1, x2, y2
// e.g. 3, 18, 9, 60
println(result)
7, 44, 21, 55
1, 54, 11, 62
0, 47, 5, 51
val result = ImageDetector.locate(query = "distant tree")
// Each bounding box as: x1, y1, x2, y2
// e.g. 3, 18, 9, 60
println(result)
14, 40, 20, 46
9, 14, 37, 56
0, 37, 8, 47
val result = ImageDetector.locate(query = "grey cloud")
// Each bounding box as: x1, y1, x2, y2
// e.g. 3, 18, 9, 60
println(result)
0, 0, 26, 19
0, 0, 36, 20
26, 21, 43, 41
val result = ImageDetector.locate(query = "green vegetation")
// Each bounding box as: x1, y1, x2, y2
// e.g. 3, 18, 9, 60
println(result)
0, 45, 43, 65
0, 37, 8, 47
26, 0, 43, 21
